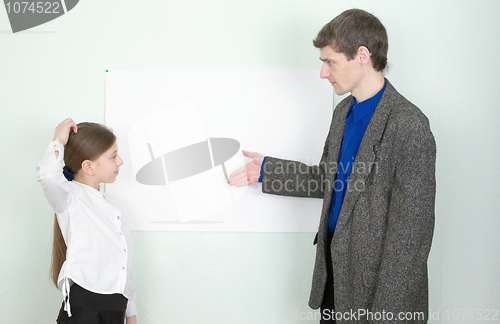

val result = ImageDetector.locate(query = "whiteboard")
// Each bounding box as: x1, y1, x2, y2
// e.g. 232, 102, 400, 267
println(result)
105, 70, 333, 232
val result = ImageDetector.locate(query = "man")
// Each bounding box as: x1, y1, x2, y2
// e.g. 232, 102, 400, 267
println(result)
228, 9, 436, 324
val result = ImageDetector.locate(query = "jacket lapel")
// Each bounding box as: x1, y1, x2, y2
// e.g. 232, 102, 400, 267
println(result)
327, 104, 349, 173
332, 81, 397, 239
317, 98, 349, 236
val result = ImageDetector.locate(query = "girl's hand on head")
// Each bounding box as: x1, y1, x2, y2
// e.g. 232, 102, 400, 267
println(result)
53, 118, 77, 145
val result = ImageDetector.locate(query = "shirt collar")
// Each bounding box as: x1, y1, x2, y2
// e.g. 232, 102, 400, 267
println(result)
73, 181, 105, 200
346, 78, 387, 123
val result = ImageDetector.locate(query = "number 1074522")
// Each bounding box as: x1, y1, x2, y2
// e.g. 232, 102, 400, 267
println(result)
5, 2, 61, 14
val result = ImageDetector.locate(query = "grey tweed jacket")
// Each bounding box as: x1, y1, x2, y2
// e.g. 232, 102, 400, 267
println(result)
261, 80, 436, 323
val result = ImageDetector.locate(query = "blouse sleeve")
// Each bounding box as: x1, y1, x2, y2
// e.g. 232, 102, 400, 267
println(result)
122, 210, 138, 317
36, 140, 72, 214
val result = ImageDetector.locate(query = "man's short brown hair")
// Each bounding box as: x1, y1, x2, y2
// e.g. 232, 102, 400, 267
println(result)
313, 9, 388, 72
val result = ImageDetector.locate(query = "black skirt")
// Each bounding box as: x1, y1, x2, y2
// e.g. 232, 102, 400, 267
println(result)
56, 284, 128, 324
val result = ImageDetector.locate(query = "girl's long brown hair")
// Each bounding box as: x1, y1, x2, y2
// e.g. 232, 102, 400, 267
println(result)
51, 122, 116, 286
51, 215, 67, 286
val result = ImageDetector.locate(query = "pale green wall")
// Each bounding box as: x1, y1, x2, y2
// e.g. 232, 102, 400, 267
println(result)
1, 0, 499, 323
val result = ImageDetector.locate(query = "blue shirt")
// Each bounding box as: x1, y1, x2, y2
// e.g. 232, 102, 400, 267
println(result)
328, 79, 387, 233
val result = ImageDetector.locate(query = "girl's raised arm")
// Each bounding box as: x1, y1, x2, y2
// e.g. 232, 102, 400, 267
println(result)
36, 118, 77, 214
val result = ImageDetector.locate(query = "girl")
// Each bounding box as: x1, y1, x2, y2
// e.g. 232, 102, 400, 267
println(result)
37, 118, 137, 324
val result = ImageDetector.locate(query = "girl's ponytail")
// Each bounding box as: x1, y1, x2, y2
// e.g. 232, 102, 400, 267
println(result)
51, 214, 67, 287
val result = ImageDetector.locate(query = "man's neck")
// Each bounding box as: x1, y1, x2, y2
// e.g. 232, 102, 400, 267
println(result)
351, 72, 385, 103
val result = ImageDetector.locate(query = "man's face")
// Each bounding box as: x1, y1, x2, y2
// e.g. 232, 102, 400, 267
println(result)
319, 46, 362, 96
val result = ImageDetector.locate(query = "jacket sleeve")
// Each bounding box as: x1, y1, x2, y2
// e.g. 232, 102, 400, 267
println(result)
370, 119, 436, 323
36, 140, 72, 214
260, 116, 337, 199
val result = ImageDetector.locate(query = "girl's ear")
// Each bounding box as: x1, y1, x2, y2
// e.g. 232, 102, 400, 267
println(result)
81, 160, 95, 176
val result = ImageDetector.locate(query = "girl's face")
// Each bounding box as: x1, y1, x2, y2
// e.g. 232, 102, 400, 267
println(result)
92, 142, 123, 184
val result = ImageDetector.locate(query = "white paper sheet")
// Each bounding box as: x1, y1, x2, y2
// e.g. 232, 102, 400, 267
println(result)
105, 70, 333, 232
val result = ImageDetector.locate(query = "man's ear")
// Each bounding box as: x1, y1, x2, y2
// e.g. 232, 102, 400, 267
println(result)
81, 160, 94, 176
357, 46, 371, 66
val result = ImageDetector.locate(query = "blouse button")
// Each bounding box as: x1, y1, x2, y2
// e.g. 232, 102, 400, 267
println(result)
123, 249, 127, 252
122, 267, 126, 270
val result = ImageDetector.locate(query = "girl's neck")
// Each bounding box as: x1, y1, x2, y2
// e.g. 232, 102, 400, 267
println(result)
73, 176, 100, 191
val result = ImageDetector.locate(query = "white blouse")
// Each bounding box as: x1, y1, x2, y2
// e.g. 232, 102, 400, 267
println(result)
36, 140, 137, 317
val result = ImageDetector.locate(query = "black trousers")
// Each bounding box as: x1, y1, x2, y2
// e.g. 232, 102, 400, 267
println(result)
56, 284, 128, 324
320, 233, 336, 324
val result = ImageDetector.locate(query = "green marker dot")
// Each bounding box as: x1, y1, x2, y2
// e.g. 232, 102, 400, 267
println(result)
106, 70, 108, 72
